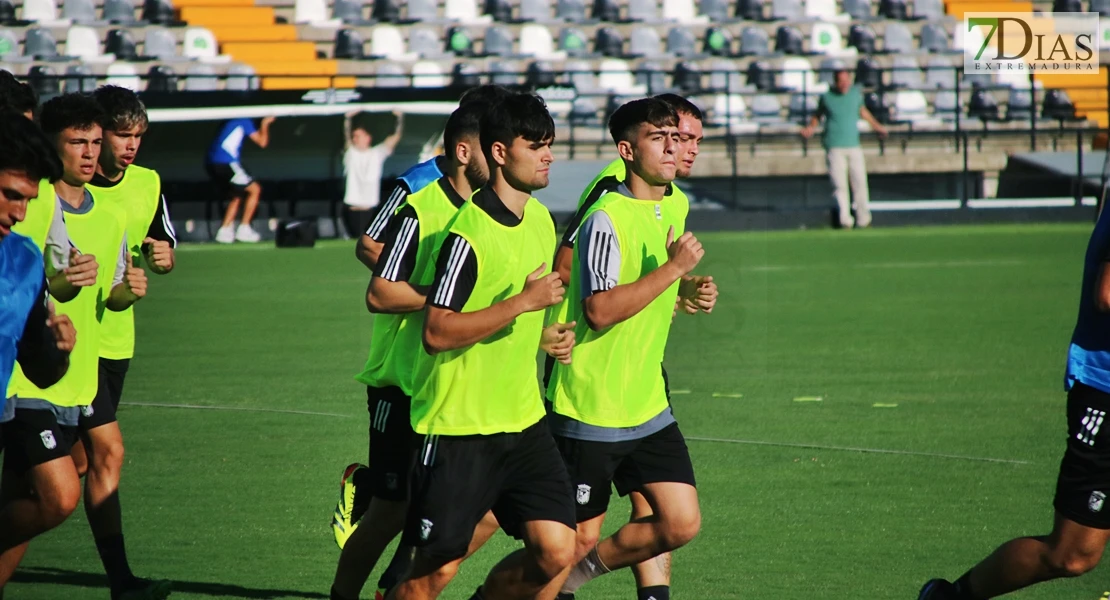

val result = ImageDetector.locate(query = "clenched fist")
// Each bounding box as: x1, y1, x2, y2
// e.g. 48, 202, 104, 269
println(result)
517, 263, 565, 313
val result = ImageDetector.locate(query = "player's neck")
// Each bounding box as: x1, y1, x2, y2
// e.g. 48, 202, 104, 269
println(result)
489, 172, 529, 218
625, 170, 669, 202
97, 164, 125, 183
54, 180, 86, 208
445, 164, 473, 199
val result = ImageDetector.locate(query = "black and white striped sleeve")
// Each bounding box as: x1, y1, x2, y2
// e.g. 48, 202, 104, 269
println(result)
576, 211, 621, 298
371, 205, 420, 283
561, 175, 620, 249
364, 181, 410, 241
427, 233, 477, 312
145, 194, 177, 248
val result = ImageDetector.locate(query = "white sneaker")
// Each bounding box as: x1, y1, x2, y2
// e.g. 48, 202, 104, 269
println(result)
235, 224, 261, 243
215, 225, 235, 244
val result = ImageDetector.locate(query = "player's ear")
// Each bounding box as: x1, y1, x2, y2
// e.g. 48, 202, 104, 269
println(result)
491, 140, 509, 167
455, 141, 469, 165
616, 139, 634, 162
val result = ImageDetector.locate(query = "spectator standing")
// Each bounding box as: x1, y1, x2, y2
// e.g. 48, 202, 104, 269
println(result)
801, 70, 887, 229
342, 110, 403, 238
206, 116, 274, 244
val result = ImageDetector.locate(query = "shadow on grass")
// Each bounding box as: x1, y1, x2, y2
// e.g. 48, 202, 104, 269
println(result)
10, 567, 329, 599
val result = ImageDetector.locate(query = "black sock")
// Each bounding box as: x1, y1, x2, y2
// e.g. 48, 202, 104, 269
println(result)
95, 534, 134, 593
952, 572, 980, 600
376, 544, 414, 592
467, 586, 485, 600
638, 585, 670, 600
330, 585, 357, 600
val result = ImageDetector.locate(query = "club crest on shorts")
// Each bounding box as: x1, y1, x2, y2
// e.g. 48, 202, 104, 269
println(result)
576, 484, 591, 505
81, 405, 94, 418
39, 430, 56, 450
1090, 491, 1106, 513
420, 518, 433, 541
385, 473, 398, 491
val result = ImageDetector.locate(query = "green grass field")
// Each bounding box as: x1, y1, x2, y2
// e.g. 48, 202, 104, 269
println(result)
8, 223, 1106, 600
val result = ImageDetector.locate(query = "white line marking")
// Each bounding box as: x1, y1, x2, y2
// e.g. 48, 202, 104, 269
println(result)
121, 401, 352, 419
744, 259, 1025, 272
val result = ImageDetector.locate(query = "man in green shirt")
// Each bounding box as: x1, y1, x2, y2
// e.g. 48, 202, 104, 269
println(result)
801, 69, 888, 229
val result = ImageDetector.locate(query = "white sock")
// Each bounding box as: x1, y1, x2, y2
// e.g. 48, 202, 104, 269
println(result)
561, 547, 611, 594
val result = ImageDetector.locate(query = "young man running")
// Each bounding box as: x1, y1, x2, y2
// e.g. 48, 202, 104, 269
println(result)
0, 94, 147, 596
918, 207, 1110, 597
77, 84, 176, 600
206, 116, 274, 244
387, 93, 576, 600
544, 98, 709, 600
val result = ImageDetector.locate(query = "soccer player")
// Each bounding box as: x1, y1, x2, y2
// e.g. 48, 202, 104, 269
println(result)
543, 98, 708, 600
387, 93, 576, 600
206, 116, 274, 244
74, 85, 174, 600
0, 93, 147, 592
917, 210, 1110, 596
0, 72, 37, 120
354, 85, 514, 271
342, 109, 403, 238
0, 113, 75, 405
331, 101, 495, 600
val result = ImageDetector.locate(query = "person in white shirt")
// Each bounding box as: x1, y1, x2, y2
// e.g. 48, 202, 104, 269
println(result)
343, 110, 403, 238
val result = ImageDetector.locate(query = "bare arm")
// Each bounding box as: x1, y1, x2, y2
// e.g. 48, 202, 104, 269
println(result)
860, 106, 888, 137
367, 278, 428, 314
1096, 262, 1110, 312
553, 244, 574, 286
356, 235, 384, 270
343, 110, 356, 152
249, 116, 275, 149
424, 298, 528, 354
584, 263, 685, 331
381, 111, 404, 151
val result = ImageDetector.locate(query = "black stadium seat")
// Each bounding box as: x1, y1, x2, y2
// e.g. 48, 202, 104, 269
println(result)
736, 0, 765, 19
855, 56, 881, 88
334, 28, 365, 59
848, 24, 876, 54
774, 25, 803, 55
879, 0, 906, 19
595, 26, 624, 56
969, 89, 1000, 121
672, 61, 701, 93
746, 59, 774, 90
372, 0, 401, 22
1042, 89, 1076, 120
147, 65, 178, 92
142, 0, 175, 24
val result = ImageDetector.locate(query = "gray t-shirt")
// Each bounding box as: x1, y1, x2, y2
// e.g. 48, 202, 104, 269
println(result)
45, 190, 127, 288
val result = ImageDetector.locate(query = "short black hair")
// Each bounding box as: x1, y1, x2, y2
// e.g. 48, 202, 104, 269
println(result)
459, 84, 513, 107
654, 93, 703, 122
39, 93, 104, 138
608, 97, 678, 144
93, 85, 148, 131
0, 113, 64, 182
444, 101, 486, 152
0, 71, 38, 116
479, 92, 555, 159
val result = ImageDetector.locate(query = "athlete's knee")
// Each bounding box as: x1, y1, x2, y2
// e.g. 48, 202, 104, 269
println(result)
533, 531, 577, 578
658, 508, 700, 551
573, 528, 600, 563
91, 437, 124, 475
1046, 544, 1104, 578
40, 484, 80, 527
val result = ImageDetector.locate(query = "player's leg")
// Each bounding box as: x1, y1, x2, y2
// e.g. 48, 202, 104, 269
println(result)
827, 148, 853, 228
628, 491, 672, 600
241, 181, 261, 226
332, 498, 407, 600
477, 520, 576, 600
216, 189, 243, 244
847, 147, 871, 228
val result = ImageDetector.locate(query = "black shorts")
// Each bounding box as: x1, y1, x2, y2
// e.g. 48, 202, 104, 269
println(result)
79, 358, 130, 432
402, 418, 576, 562
555, 422, 697, 522
206, 161, 254, 197
2, 408, 78, 473
365, 385, 416, 502
1055, 382, 1110, 529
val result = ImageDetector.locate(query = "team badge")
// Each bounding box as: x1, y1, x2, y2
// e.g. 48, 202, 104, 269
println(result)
40, 430, 57, 450
576, 484, 592, 505
1090, 491, 1106, 513
420, 518, 434, 541
81, 405, 94, 418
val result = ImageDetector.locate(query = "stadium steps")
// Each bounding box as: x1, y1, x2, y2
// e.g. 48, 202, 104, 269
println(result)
943, 1, 1033, 18
262, 75, 356, 89
179, 6, 280, 26
172, 0, 256, 6
208, 25, 300, 42
1036, 68, 1109, 128
221, 41, 318, 60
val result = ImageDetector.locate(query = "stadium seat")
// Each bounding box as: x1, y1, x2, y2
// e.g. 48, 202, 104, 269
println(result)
451, 61, 480, 86
775, 26, 804, 54
184, 63, 219, 90
0, 0, 15, 23
334, 28, 366, 58
593, 0, 621, 21
370, 25, 411, 59
1006, 87, 1033, 121
711, 94, 749, 127
890, 89, 933, 123
526, 59, 556, 87
912, 0, 942, 19
559, 27, 589, 55
556, 0, 588, 21
1093, 0, 1110, 16
334, 0, 373, 24
65, 25, 104, 61
704, 27, 732, 56
771, 0, 801, 19
64, 0, 101, 24
565, 59, 596, 90
63, 64, 95, 92
25, 28, 60, 60
595, 26, 624, 56
700, 0, 732, 20
485, 0, 513, 20
372, 0, 400, 21
750, 93, 784, 123
106, 63, 141, 90
445, 0, 490, 22
145, 27, 181, 60
520, 23, 560, 58
920, 23, 949, 53
878, 0, 905, 19
410, 28, 449, 58
863, 91, 888, 122
934, 90, 958, 119
628, 0, 660, 21
412, 60, 448, 86
488, 60, 518, 85
484, 26, 515, 55
963, 72, 990, 88
810, 22, 853, 56
1053, 0, 1082, 11
805, 0, 847, 21
635, 61, 665, 91
406, 0, 437, 21
739, 27, 769, 56
1042, 89, 1076, 120
597, 58, 642, 93
968, 89, 999, 120
629, 26, 662, 56
736, 0, 765, 20
708, 58, 743, 91
816, 57, 845, 85
781, 56, 824, 92
569, 97, 599, 124
746, 59, 774, 89
226, 63, 259, 90
23, 0, 61, 23
855, 56, 880, 87
995, 62, 1035, 89
890, 55, 923, 88
142, 0, 176, 24
666, 26, 698, 56
848, 24, 875, 53
883, 22, 913, 54
147, 64, 178, 91
664, 0, 704, 22
923, 55, 955, 88
520, 0, 553, 20
28, 65, 59, 98
295, 0, 332, 24
103, 0, 136, 24
183, 27, 225, 61
375, 61, 407, 86
788, 92, 819, 122
672, 60, 701, 92
843, 0, 871, 20
446, 26, 473, 55
0, 29, 23, 60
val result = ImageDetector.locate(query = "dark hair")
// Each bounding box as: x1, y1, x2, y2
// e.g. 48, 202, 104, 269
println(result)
0, 113, 64, 182
459, 84, 513, 107
654, 93, 703, 122
607, 97, 678, 144
39, 93, 105, 137
479, 93, 555, 159
93, 84, 148, 131
0, 71, 38, 116
444, 101, 486, 153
